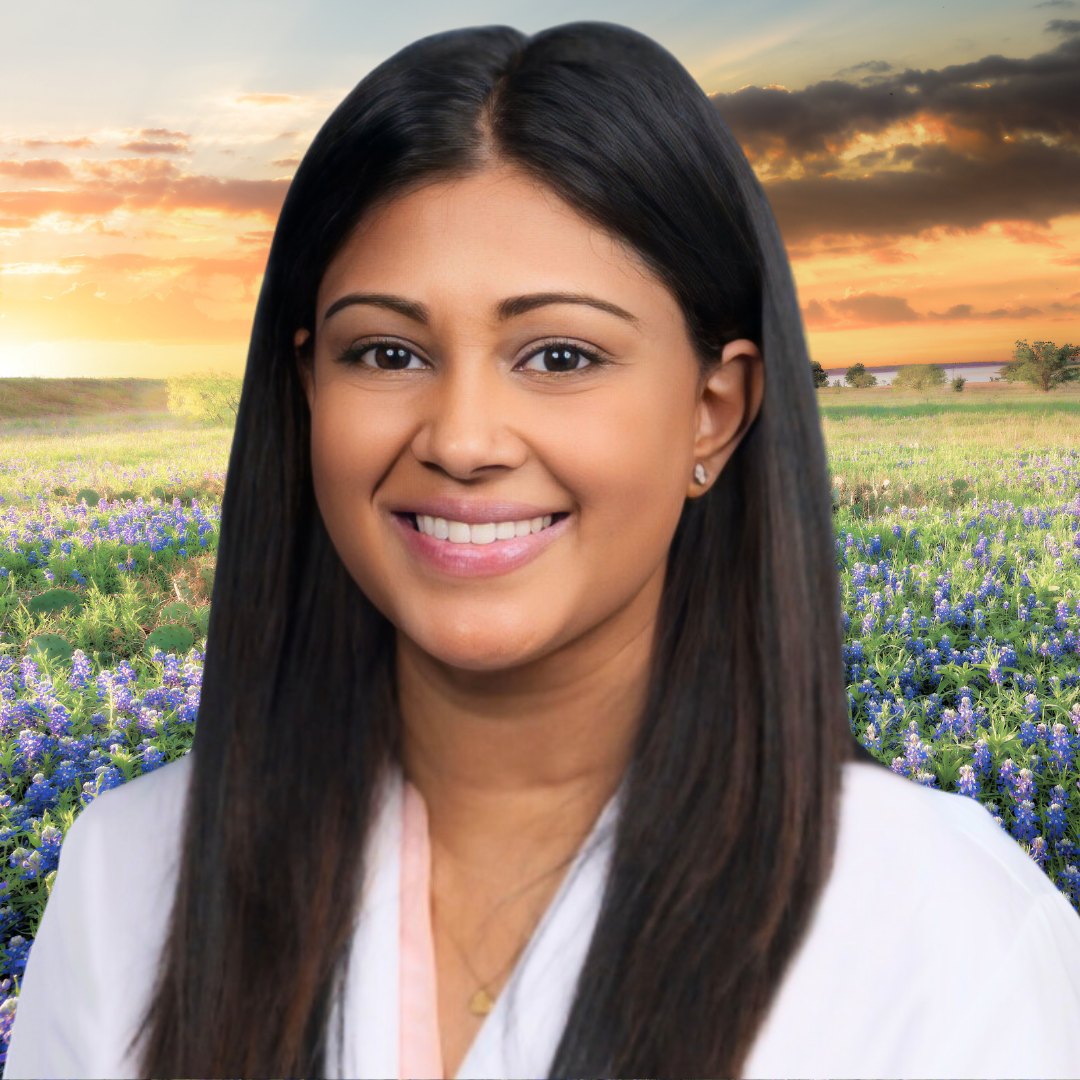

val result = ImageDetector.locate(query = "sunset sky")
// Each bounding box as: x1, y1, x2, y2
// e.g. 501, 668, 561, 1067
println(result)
2, 0, 1078, 377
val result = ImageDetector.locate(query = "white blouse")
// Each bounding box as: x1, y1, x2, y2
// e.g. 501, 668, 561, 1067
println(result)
6, 749, 1080, 1079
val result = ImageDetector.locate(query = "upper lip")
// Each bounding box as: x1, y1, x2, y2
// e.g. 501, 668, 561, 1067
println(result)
390, 497, 568, 524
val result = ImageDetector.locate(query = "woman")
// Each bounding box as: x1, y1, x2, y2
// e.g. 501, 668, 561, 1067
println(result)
7, 21, 1080, 1080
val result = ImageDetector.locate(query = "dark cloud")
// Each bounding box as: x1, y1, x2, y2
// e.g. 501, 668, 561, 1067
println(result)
805, 294, 1047, 327
711, 23, 1080, 241
926, 303, 1043, 319
832, 293, 920, 323
764, 138, 1080, 242
833, 60, 892, 78
1036, 1, 1076, 8
1046, 19, 1080, 31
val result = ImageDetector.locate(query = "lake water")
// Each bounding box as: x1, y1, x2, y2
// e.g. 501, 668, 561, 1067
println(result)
821, 362, 1008, 386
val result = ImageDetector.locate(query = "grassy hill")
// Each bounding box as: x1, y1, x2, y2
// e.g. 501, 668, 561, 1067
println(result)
0, 378, 168, 418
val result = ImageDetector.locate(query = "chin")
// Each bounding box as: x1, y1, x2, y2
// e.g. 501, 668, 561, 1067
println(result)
404, 618, 555, 673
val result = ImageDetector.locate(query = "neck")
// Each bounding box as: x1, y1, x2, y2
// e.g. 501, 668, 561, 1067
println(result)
397, 573, 660, 872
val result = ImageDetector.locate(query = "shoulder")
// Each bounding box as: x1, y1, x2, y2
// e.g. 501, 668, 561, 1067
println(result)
4, 755, 195, 1080
837, 759, 1067, 916
56, 750, 194, 957
742, 761, 1080, 1078
66, 750, 193, 860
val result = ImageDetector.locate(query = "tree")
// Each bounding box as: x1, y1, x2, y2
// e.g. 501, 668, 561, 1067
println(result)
999, 340, 1080, 392
892, 364, 946, 393
951, 376, 966, 392
844, 362, 878, 388
810, 360, 829, 388
167, 370, 242, 425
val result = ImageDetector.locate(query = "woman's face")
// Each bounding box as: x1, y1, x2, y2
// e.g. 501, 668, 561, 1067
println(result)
298, 164, 760, 672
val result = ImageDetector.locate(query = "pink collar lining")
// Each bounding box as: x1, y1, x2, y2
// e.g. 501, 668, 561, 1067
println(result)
399, 779, 445, 1080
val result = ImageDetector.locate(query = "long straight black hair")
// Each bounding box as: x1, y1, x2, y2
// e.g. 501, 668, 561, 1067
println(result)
128, 21, 859, 1079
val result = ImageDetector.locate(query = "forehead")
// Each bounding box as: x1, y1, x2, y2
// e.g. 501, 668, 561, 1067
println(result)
317, 166, 671, 317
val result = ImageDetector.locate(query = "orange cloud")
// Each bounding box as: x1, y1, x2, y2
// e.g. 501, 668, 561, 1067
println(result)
117, 128, 191, 155
236, 94, 302, 105
118, 140, 188, 154
0, 164, 289, 225
19, 137, 95, 149
0, 159, 72, 180
52, 251, 269, 290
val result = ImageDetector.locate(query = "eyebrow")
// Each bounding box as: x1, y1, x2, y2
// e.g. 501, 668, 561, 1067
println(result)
321, 291, 641, 328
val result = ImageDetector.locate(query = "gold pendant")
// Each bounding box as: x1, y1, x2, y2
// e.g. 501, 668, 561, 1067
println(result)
468, 988, 495, 1016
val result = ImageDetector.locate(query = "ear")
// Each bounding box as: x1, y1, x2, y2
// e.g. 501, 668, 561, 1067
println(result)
294, 328, 314, 408
687, 338, 764, 498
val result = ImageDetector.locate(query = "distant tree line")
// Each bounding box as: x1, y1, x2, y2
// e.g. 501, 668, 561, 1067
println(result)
810, 339, 1079, 394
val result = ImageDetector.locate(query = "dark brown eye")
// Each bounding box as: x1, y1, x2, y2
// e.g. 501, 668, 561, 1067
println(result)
338, 340, 425, 370
367, 344, 417, 370
521, 343, 606, 373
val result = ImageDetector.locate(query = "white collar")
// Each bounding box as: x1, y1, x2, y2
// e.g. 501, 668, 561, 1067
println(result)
332, 767, 622, 1079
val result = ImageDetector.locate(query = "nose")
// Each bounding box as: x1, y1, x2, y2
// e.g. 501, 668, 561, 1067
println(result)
409, 351, 528, 481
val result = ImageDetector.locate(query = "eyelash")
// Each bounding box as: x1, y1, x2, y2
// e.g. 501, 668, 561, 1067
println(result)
335, 336, 612, 375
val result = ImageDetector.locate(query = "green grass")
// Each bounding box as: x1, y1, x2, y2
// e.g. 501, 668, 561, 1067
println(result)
0, 414, 231, 506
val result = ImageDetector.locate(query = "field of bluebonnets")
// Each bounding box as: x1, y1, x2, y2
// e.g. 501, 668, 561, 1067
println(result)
0, 388, 1079, 1069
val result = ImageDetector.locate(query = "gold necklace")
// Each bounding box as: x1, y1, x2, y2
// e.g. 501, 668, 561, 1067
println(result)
435, 908, 536, 1017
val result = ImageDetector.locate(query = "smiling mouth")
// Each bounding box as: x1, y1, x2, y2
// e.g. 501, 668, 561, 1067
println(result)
394, 511, 570, 543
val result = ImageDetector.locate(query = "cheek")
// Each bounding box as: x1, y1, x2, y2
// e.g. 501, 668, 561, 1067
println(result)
307, 396, 396, 585
553, 386, 692, 567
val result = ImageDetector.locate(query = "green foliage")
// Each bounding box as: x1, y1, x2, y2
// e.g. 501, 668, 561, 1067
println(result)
844, 363, 878, 388
810, 360, 830, 388
166, 370, 242, 426
951, 376, 966, 392
1000, 340, 1080, 392
892, 364, 946, 392
27, 589, 83, 616
66, 579, 157, 659
146, 623, 195, 655
26, 633, 73, 665
75, 488, 100, 506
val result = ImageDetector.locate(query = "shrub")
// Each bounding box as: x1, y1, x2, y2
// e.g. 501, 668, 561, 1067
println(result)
166, 371, 242, 426
844, 363, 878, 388
892, 365, 946, 392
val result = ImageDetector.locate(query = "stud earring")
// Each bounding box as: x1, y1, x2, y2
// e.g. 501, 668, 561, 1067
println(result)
693, 462, 707, 485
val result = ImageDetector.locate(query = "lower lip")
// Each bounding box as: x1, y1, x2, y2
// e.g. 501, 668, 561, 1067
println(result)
391, 512, 571, 577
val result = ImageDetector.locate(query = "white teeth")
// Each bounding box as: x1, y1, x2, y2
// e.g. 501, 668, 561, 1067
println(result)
414, 513, 562, 543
